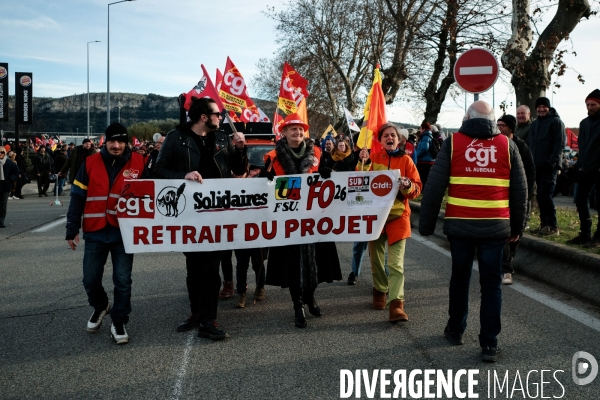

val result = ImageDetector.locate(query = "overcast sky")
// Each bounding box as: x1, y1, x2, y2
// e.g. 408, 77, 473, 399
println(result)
1, 0, 598, 128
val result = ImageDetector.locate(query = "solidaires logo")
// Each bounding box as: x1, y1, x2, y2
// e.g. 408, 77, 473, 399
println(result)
0, 67, 7, 79
156, 183, 186, 217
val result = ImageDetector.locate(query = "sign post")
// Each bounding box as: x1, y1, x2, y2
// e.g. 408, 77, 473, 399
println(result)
15, 72, 33, 145
453, 49, 499, 102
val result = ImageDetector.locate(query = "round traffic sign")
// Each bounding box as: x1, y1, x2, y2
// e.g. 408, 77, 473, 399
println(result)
453, 48, 499, 94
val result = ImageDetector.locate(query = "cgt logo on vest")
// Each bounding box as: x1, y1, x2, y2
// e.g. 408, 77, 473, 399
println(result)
116, 180, 155, 218
465, 139, 497, 168
370, 174, 393, 197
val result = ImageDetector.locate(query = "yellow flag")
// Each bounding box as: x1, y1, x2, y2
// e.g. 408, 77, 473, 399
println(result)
357, 66, 387, 152
296, 98, 310, 138
320, 124, 337, 139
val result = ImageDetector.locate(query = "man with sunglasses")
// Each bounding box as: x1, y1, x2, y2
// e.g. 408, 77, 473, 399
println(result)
153, 96, 247, 340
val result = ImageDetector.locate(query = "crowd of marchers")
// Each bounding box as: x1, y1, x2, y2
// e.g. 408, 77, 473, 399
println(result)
2, 90, 598, 364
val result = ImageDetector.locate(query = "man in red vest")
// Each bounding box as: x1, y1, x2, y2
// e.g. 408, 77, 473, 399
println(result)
419, 101, 527, 363
66, 123, 145, 345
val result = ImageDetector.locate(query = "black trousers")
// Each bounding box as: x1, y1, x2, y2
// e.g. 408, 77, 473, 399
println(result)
220, 249, 233, 282
37, 174, 50, 195
575, 170, 600, 236
183, 251, 222, 320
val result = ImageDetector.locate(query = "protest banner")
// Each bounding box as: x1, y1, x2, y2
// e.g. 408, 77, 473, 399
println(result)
117, 170, 400, 253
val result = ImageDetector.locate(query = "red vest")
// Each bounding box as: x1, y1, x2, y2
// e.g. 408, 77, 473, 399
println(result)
82, 152, 145, 232
445, 132, 511, 219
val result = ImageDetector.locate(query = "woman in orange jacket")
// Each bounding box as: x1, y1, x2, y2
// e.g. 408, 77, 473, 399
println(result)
357, 123, 422, 322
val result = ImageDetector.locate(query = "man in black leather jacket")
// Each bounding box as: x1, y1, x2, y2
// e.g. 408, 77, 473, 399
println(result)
153, 97, 247, 340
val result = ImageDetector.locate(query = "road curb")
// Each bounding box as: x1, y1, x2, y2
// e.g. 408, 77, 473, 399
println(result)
409, 201, 600, 307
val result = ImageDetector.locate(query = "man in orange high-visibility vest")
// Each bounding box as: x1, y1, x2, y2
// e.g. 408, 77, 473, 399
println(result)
419, 101, 527, 363
66, 123, 145, 345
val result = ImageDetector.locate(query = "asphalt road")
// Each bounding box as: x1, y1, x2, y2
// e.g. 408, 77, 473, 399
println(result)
1, 193, 600, 399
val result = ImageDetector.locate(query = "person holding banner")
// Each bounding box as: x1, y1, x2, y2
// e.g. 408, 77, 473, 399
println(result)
65, 123, 145, 344
357, 123, 422, 322
153, 97, 247, 340
264, 113, 342, 329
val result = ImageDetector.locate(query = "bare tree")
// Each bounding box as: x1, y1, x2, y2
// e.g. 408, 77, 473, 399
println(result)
502, 0, 592, 115
378, 0, 438, 103
416, 0, 509, 123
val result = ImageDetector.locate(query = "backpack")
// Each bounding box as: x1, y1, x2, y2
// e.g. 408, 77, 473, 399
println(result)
429, 136, 440, 158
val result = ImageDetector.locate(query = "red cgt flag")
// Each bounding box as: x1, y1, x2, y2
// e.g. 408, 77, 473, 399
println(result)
219, 57, 252, 114
277, 62, 309, 115
184, 64, 225, 111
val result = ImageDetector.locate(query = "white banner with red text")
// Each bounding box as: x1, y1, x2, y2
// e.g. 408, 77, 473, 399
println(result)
117, 170, 400, 253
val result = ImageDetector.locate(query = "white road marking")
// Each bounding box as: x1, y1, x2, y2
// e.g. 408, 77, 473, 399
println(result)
171, 332, 194, 400
32, 217, 67, 232
459, 66, 493, 75
411, 232, 600, 333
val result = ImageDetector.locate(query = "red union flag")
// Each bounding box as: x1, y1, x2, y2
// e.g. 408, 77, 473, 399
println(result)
215, 68, 223, 93
277, 62, 309, 115
240, 99, 270, 123
219, 57, 251, 114
183, 64, 225, 111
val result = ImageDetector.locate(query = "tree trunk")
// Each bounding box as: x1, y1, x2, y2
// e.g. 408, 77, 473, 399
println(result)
423, 0, 459, 123
502, 0, 591, 117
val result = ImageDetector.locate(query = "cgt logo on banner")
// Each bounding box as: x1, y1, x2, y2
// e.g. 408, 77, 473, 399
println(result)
116, 170, 400, 253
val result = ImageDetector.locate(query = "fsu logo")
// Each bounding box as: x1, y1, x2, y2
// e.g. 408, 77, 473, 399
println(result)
0, 67, 7, 79
275, 177, 301, 200
156, 183, 187, 217
20, 76, 32, 87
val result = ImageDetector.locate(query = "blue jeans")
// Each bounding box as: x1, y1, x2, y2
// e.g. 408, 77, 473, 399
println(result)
82, 230, 134, 324
351, 241, 368, 276
234, 248, 266, 294
447, 236, 505, 348
53, 177, 65, 195
536, 168, 558, 228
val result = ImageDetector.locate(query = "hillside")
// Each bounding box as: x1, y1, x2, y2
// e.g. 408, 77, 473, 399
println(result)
0, 93, 278, 134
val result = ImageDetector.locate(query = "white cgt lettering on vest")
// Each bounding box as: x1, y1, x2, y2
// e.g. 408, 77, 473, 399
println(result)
465, 139, 497, 167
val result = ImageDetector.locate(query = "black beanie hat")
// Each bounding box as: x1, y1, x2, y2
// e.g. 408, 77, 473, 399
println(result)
585, 89, 600, 104
498, 114, 516, 133
82, 138, 91, 144
535, 97, 551, 109
105, 122, 129, 143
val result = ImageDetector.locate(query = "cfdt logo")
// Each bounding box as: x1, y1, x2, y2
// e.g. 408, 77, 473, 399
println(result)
19, 76, 32, 87
0, 66, 7, 79
156, 183, 186, 217
572, 351, 598, 386
370, 174, 393, 197
275, 177, 301, 201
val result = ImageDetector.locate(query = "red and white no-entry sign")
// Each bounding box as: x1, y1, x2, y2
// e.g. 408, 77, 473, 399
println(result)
453, 48, 499, 94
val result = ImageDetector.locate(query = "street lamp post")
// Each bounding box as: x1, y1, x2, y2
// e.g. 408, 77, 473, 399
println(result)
107, 0, 135, 127
88, 40, 100, 139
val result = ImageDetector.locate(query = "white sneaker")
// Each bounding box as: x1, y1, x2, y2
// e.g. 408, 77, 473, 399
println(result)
111, 322, 129, 344
87, 303, 111, 332
502, 273, 513, 285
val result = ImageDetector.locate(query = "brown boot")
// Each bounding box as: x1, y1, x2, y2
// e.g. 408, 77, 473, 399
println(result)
236, 293, 246, 308
254, 286, 266, 301
372, 288, 386, 310
389, 300, 408, 322
219, 281, 234, 299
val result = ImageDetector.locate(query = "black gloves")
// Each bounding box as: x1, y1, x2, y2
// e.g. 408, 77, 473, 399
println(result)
319, 167, 332, 179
